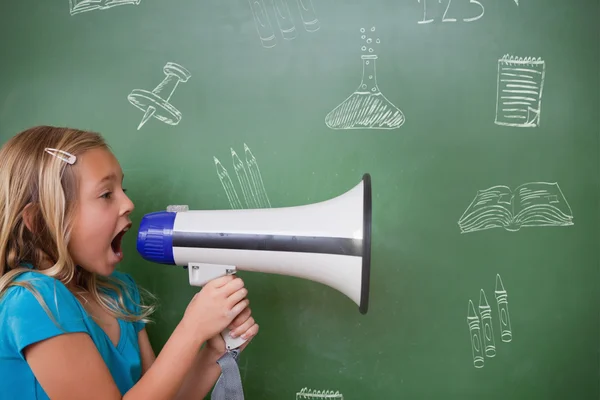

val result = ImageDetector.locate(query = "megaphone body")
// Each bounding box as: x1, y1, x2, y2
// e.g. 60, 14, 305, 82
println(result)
137, 174, 372, 349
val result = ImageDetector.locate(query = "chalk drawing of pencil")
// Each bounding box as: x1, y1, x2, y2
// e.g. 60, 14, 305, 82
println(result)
232, 148, 259, 209
244, 144, 271, 208
214, 157, 243, 209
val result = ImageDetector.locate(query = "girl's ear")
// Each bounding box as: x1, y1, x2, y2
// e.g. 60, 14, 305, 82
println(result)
22, 203, 38, 234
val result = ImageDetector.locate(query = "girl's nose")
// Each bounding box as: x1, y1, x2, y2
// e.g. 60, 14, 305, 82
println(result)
122, 193, 135, 214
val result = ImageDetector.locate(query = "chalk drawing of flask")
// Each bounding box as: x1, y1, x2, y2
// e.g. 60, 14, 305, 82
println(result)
325, 54, 405, 130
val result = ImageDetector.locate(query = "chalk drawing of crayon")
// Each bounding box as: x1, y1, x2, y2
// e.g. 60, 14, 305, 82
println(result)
467, 299, 485, 368
478, 289, 496, 357
495, 274, 513, 342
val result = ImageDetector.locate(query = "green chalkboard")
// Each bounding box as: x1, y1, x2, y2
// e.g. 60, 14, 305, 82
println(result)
0, 0, 598, 398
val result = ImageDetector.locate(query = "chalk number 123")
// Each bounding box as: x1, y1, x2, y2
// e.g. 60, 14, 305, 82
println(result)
418, 0, 485, 23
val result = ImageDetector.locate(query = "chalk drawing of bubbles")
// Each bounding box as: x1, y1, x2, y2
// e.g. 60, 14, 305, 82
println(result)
325, 27, 405, 130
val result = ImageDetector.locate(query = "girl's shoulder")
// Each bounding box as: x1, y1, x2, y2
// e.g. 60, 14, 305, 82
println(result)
0, 270, 88, 359
0, 270, 80, 315
3, 269, 73, 301
1, 268, 141, 309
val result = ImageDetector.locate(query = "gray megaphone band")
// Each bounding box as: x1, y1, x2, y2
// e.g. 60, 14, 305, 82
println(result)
211, 349, 244, 400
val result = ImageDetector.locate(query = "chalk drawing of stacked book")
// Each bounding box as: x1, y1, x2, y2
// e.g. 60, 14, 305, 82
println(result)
296, 388, 343, 399
248, 0, 320, 48
458, 182, 573, 234
69, 0, 140, 15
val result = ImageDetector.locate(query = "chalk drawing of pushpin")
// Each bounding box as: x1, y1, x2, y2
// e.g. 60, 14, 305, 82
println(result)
495, 274, 513, 342
478, 289, 496, 357
467, 299, 485, 368
325, 27, 405, 130
127, 62, 191, 130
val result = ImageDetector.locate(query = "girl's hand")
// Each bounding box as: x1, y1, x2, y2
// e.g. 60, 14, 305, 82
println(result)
181, 275, 250, 346
206, 307, 259, 355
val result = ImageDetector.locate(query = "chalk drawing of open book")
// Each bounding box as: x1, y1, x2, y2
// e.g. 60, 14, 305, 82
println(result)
69, 0, 140, 15
458, 182, 573, 233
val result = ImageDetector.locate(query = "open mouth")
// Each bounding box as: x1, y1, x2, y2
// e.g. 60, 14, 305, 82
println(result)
111, 224, 131, 256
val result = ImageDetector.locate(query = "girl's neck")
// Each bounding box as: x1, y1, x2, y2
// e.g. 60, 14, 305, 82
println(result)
35, 258, 85, 292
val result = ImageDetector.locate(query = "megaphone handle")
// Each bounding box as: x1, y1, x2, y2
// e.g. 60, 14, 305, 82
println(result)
221, 328, 248, 350
187, 263, 249, 350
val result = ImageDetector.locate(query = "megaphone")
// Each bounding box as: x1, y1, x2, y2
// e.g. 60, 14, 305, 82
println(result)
136, 173, 372, 349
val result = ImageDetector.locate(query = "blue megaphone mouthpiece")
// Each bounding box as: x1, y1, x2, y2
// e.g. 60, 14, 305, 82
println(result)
136, 211, 176, 265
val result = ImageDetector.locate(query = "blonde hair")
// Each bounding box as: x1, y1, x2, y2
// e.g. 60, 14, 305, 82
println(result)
0, 125, 155, 327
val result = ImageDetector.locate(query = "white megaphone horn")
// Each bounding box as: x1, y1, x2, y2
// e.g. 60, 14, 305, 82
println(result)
136, 173, 372, 349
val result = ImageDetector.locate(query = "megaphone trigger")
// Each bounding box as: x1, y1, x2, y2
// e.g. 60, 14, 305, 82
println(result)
188, 262, 238, 287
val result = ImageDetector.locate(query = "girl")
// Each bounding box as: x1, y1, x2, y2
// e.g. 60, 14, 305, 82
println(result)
0, 126, 259, 399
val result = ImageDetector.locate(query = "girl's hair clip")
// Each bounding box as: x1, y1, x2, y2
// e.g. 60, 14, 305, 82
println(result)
44, 148, 76, 165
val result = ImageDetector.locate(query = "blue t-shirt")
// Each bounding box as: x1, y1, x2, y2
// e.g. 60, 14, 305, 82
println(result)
0, 268, 147, 399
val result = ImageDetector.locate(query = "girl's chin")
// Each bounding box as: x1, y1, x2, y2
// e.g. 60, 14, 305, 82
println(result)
109, 247, 124, 264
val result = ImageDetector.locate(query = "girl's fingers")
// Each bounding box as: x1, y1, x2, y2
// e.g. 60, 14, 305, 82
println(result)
228, 299, 250, 318
227, 287, 248, 308
229, 308, 252, 330
230, 316, 255, 339
206, 275, 236, 289
220, 277, 245, 297
240, 322, 259, 341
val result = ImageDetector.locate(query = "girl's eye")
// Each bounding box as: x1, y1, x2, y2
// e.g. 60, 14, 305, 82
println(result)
101, 192, 112, 199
